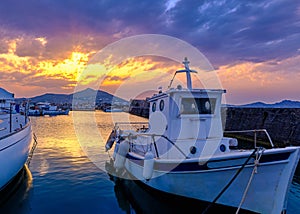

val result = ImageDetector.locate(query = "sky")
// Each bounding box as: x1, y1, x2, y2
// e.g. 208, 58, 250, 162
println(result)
0, 0, 299, 104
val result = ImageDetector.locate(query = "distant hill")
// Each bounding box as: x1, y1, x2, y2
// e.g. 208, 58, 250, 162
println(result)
15, 91, 300, 109
28, 93, 73, 103
15, 88, 128, 105
235, 100, 300, 108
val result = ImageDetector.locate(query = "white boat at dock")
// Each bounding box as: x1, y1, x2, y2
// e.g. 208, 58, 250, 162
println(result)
0, 88, 33, 191
105, 58, 300, 214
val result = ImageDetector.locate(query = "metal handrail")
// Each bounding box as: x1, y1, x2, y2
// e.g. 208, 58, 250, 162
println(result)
115, 122, 149, 125
224, 129, 274, 148
113, 123, 187, 158
130, 133, 187, 159
114, 122, 148, 130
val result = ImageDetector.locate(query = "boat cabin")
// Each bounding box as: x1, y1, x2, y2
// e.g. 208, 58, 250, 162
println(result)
145, 58, 228, 158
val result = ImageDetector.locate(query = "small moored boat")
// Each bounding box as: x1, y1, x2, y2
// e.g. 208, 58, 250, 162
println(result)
104, 107, 123, 113
105, 58, 300, 214
43, 109, 70, 116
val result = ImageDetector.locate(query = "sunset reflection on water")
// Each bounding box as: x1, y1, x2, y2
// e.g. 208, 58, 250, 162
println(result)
0, 111, 299, 214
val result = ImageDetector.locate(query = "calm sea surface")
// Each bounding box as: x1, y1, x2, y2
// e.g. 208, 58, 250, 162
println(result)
0, 111, 299, 214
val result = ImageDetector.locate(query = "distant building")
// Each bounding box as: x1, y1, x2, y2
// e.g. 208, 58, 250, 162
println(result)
129, 99, 150, 118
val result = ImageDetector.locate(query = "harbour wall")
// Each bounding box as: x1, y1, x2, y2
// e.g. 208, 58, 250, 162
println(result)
223, 107, 300, 145
129, 106, 300, 145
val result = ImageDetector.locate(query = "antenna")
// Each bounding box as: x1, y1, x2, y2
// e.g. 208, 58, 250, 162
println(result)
183, 57, 192, 90
168, 57, 195, 90
183, 57, 190, 70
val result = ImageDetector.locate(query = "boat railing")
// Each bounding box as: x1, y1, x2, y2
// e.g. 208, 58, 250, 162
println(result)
129, 133, 187, 159
114, 122, 149, 133
224, 129, 274, 148
113, 122, 187, 159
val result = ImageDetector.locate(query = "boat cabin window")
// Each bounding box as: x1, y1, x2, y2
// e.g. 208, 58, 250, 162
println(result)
180, 98, 216, 114
159, 100, 164, 111
152, 102, 156, 112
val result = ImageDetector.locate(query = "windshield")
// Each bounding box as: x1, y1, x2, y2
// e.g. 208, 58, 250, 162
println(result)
180, 98, 216, 114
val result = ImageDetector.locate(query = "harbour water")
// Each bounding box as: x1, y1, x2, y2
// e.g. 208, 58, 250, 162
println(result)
0, 111, 299, 213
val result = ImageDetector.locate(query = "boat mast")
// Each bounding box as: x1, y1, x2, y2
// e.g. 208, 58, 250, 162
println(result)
168, 57, 196, 89
183, 57, 192, 90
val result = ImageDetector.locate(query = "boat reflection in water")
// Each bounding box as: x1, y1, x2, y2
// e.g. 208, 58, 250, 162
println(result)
111, 177, 257, 214
0, 165, 33, 213
106, 162, 256, 214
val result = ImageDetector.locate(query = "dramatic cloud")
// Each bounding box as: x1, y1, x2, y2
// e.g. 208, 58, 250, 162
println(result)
1, 0, 299, 63
164, 0, 300, 64
0, 39, 9, 54
0, 0, 298, 62
0, 0, 298, 103
217, 55, 300, 104
15, 37, 46, 57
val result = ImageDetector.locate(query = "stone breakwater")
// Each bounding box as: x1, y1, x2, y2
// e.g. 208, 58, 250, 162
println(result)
129, 106, 300, 146
223, 107, 300, 146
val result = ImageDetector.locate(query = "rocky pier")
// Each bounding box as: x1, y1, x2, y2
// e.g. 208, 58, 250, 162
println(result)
224, 107, 300, 146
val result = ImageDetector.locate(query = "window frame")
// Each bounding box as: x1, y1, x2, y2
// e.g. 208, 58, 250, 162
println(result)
179, 97, 216, 115
159, 100, 164, 111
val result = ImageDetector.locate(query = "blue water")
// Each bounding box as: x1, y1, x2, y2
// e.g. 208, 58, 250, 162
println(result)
0, 111, 299, 213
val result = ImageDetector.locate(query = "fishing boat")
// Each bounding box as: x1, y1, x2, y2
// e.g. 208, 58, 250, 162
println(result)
105, 58, 300, 214
28, 109, 44, 116
27, 102, 69, 116
43, 108, 70, 116
0, 88, 33, 191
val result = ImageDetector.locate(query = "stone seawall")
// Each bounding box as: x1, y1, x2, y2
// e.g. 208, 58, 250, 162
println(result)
224, 108, 300, 145
129, 107, 300, 145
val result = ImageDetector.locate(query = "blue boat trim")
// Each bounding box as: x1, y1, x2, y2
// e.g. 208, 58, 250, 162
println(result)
259, 152, 291, 163
126, 151, 292, 172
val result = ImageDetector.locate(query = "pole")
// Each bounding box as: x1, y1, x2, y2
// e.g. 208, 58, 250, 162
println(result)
25, 101, 28, 124
10, 103, 12, 132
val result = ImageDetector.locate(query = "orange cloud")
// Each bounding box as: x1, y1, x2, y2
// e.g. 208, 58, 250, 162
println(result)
97, 57, 181, 96
76, 55, 228, 100
0, 35, 91, 97
216, 56, 300, 104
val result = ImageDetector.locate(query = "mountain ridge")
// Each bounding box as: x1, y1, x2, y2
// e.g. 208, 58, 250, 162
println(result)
234, 99, 300, 108
15, 89, 300, 108
15, 88, 128, 104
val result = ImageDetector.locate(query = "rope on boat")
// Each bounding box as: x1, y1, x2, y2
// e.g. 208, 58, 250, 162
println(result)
161, 135, 187, 158
202, 148, 258, 214
236, 147, 265, 214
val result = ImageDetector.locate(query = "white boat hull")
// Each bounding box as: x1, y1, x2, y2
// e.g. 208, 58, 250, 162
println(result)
0, 123, 33, 190
125, 147, 300, 214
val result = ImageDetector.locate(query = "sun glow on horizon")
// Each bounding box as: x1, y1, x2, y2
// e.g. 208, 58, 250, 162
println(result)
0, 36, 91, 96
0, 36, 299, 103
